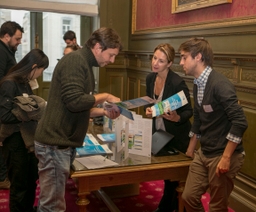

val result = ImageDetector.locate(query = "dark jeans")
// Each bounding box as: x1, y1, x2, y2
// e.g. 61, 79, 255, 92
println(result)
0, 146, 7, 181
3, 132, 38, 212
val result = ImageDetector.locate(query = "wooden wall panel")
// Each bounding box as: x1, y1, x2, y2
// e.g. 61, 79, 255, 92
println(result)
99, 1, 256, 210
127, 75, 137, 100
138, 78, 147, 116
106, 70, 125, 100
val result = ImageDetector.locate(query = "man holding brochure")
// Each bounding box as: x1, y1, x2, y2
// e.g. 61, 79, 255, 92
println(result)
34, 27, 122, 212
145, 43, 193, 212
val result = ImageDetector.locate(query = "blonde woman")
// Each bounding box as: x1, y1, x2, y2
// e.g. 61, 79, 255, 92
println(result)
145, 43, 193, 212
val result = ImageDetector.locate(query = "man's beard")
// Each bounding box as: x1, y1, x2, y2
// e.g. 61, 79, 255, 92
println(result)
8, 41, 17, 52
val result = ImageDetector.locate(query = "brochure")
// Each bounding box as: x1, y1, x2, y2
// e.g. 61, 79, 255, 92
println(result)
103, 116, 116, 133
151, 90, 188, 117
82, 133, 100, 145
75, 155, 119, 169
97, 133, 116, 143
115, 115, 129, 156
118, 96, 155, 109
113, 113, 152, 158
103, 96, 155, 121
127, 114, 152, 157
76, 144, 113, 157
76, 134, 113, 157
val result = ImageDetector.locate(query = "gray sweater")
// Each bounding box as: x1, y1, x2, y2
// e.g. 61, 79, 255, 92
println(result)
35, 46, 98, 147
192, 70, 248, 157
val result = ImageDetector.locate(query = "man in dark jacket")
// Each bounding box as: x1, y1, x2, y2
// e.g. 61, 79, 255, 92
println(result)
179, 38, 248, 212
0, 21, 23, 189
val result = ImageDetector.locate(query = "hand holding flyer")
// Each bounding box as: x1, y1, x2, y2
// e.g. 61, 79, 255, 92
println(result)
151, 90, 188, 117
103, 96, 155, 120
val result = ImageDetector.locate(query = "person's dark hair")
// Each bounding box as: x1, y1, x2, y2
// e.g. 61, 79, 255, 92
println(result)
86, 27, 123, 51
154, 43, 175, 63
63, 30, 76, 41
178, 38, 213, 67
0, 49, 49, 86
0, 21, 24, 38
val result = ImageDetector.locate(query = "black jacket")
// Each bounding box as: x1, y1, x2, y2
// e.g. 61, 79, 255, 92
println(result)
0, 80, 37, 152
0, 40, 16, 80
146, 70, 193, 153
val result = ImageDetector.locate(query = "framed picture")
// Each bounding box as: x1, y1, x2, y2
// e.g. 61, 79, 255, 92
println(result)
172, 0, 232, 13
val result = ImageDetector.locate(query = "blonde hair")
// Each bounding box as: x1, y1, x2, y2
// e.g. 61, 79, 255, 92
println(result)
154, 43, 175, 63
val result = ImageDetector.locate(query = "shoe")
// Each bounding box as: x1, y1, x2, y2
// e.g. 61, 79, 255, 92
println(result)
0, 178, 10, 189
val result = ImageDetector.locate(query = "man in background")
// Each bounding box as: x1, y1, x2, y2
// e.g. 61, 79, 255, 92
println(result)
0, 21, 23, 189
63, 30, 80, 48
179, 38, 248, 212
34, 27, 122, 212
0, 21, 23, 78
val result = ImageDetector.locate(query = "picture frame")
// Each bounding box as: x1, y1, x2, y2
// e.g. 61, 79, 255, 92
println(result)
172, 0, 232, 14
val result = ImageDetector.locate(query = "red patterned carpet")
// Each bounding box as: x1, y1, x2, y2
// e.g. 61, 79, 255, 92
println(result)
0, 179, 235, 212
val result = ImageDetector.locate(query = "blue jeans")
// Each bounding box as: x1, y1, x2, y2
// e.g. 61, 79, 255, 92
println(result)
34, 141, 76, 212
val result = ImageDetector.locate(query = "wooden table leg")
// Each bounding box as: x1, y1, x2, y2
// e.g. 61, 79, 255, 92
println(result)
76, 192, 90, 212
176, 181, 185, 212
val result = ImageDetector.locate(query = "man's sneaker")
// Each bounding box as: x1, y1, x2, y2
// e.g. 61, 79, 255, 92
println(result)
0, 178, 10, 189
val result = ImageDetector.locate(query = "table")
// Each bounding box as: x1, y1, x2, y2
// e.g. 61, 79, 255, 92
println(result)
71, 124, 192, 212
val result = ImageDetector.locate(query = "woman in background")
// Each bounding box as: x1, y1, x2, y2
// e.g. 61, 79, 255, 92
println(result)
145, 43, 193, 212
63, 44, 79, 55
0, 49, 49, 212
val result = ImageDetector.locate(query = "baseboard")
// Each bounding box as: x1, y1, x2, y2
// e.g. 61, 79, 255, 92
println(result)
229, 173, 256, 212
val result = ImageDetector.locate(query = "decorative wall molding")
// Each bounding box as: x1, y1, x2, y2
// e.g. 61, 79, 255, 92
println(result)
172, 0, 232, 14
121, 50, 256, 110
131, 14, 256, 40
230, 173, 256, 212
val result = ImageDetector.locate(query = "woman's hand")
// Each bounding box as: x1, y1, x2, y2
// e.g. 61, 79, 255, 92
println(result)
146, 107, 153, 118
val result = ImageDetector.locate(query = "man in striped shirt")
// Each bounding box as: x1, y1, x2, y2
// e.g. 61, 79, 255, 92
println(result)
179, 38, 248, 212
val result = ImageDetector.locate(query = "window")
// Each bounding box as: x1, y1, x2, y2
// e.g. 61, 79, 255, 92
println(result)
0, 7, 94, 99
42, 12, 80, 81
62, 19, 71, 34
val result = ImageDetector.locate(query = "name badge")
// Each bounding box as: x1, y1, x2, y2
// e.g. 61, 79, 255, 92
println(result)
203, 104, 213, 112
